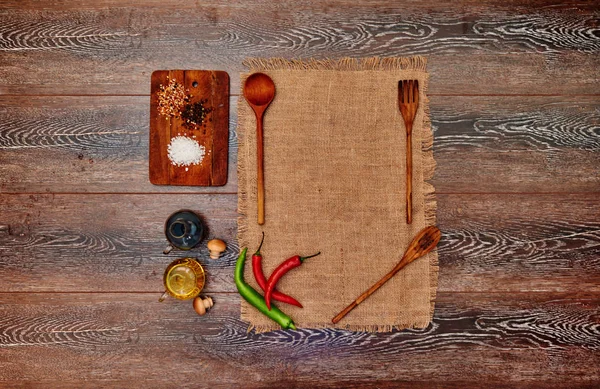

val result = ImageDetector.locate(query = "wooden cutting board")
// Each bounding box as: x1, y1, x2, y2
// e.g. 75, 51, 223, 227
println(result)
149, 70, 229, 186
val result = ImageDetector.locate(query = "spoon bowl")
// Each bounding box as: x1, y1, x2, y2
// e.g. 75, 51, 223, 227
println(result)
244, 73, 275, 108
243, 73, 276, 225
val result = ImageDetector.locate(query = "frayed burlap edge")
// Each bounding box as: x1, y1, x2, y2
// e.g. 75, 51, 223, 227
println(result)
242, 56, 428, 72
237, 56, 437, 333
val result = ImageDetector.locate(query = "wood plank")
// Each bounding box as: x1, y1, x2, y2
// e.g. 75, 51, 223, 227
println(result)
0, 96, 238, 193
208, 71, 230, 186
1, 95, 598, 193
0, 194, 239, 293
0, 1, 598, 95
148, 70, 172, 185
1, 292, 598, 388
4, 0, 599, 10
436, 194, 600, 292
0, 193, 598, 293
431, 95, 600, 193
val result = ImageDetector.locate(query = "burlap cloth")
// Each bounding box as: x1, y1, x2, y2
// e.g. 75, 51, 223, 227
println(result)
238, 57, 437, 332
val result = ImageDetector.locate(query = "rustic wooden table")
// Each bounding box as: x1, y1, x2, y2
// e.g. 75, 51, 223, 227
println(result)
1, 1, 599, 388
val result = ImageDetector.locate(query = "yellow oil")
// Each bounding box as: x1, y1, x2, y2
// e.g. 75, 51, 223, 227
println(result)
167, 264, 197, 296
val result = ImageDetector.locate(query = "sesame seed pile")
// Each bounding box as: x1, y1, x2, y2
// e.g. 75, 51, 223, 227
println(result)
157, 77, 190, 118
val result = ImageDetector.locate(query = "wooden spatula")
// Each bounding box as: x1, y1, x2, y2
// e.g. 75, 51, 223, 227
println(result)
398, 80, 419, 224
332, 226, 440, 324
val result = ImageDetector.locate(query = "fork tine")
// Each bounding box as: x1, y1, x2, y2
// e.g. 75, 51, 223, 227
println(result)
398, 80, 403, 103
404, 80, 408, 104
414, 80, 419, 105
400, 80, 403, 104
409, 80, 413, 103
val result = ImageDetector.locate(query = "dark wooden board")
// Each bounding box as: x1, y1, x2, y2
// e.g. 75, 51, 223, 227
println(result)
1, 95, 598, 193
149, 70, 229, 186
0, 1, 599, 95
0, 193, 598, 293
1, 292, 599, 388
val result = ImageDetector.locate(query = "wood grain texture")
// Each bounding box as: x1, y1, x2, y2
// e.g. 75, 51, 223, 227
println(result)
1, 292, 599, 388
1, 95, 598, 193
0, 1, 598, 95
0, 194, 238, 293
0, 96, 238, 193
432, 95, 600, 193
0, 193, 598, 293
1, 0, 599, 386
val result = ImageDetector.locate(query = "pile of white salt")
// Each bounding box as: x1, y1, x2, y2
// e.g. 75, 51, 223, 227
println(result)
167, 136, 205, 168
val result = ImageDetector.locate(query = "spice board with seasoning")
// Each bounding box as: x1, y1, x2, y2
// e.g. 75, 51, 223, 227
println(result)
149, 70, 229, 186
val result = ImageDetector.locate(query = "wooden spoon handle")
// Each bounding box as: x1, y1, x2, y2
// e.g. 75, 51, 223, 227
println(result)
256, 115, 265, 225
332, 226, 441, 324
406, 125, 413, 224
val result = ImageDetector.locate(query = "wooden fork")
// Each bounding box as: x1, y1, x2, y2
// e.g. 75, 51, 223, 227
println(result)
398, 80, 419, 224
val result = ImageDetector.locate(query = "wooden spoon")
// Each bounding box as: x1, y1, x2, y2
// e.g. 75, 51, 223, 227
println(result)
332, 226, 441, 324
243, 73, 275, 225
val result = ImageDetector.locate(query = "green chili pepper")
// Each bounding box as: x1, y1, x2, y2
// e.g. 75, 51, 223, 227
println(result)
235, 248, 297, 330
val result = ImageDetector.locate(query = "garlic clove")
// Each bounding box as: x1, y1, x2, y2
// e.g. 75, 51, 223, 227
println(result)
193, 296, 214, 316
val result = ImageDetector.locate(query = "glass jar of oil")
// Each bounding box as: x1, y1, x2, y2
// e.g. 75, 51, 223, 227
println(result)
159, 258, 205, 302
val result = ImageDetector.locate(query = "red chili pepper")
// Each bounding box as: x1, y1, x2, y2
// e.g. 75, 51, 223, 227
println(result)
265, 251, 321, 310
252, 233, 303, 308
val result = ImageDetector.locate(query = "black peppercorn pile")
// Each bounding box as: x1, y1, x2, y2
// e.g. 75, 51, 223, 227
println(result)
181, 99, 213, 130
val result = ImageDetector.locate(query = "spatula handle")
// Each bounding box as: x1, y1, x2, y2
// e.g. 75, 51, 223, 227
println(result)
256, 115, 265, 225
332, 226, 441, 324
332, 253, 414, 324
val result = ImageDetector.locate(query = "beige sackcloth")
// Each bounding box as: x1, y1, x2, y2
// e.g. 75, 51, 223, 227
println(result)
237, 57, 437, 332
